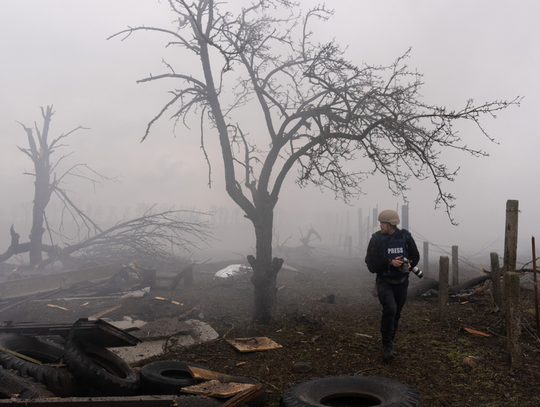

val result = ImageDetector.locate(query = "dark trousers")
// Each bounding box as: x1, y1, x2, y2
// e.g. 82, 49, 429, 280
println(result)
376, 277, 409, 346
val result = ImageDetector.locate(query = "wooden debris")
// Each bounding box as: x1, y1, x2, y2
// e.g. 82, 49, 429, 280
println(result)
91, 303, 122, 319
181, 380, 254, 398
463, 327, 490, 337
47, 304, 68, 311
221, 383, 263, 407
0, 346, 43, 364
188, 366, 232, 381
226, 337, 282, 353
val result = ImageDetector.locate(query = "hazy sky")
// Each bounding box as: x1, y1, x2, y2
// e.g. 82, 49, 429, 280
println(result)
1, 1, 538, 265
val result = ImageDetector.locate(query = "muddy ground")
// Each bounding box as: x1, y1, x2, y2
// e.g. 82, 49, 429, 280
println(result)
2, 250, 540, 407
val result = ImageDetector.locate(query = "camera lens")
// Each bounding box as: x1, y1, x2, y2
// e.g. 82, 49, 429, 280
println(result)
411, 267, 423, 278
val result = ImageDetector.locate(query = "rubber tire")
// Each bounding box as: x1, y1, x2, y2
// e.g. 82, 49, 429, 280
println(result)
0, 333, 89, 397
64, 340, 139, 396
140, 361, 211, 395
0, 367, 55, 400
280, 376, 422, 407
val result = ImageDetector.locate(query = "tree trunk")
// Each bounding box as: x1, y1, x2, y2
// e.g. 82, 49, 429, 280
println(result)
22, 106, 55, 267
408, 274, 491, 299
248, 205, 283, 324
29, 177, 52, 266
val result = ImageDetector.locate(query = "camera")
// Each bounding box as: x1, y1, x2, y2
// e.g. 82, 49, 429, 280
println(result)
401, 257, 424, 278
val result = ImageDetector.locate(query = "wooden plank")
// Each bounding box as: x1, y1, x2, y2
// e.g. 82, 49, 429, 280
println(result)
221, 383, 263, 407
226, 337, 282, 352
181, 380, 254, 398
188, 366, 232, 381
0, 395, 178, 406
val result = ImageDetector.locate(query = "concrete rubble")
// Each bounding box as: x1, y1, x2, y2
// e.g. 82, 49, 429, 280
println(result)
108, 316, 219, 363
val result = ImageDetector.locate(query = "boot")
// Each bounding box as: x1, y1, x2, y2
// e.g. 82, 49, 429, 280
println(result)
383, 343, 395, 360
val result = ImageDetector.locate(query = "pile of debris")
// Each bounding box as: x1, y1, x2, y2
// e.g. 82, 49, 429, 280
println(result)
0, 318, 265, 406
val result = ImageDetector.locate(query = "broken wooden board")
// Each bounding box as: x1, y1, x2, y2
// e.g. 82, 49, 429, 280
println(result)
188, 366, 232, 381
0, 395, 219, 406
221, 383, 264, 407
463, 327, 490, 337
226, 337, 282, 352
181, 380, 254, 398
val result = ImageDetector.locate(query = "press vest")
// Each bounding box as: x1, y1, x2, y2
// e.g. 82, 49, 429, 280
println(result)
374, 229, 410, 278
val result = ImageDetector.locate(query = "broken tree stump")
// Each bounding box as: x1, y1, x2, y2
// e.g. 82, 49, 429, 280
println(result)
168, 266, 193, 290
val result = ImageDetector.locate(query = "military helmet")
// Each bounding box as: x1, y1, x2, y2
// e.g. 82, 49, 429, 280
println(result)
378, 209, 400, 226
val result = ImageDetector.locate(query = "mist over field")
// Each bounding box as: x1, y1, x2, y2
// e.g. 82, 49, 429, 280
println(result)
1, 0, 538, 272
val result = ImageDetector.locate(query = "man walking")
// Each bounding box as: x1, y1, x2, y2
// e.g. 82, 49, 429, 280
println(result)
365, 209, 420, 360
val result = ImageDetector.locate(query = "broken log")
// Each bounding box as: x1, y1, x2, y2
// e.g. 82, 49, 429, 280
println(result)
408, 278, 439, 298
449, 274, 490, 295
408, 274, 491, 299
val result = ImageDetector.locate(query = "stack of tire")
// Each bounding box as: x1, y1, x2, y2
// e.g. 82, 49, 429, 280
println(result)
0, 333, 138, 397
0, 333, 264, 403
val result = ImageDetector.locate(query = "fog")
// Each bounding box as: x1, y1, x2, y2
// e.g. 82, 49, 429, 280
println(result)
1, 1, 538, 270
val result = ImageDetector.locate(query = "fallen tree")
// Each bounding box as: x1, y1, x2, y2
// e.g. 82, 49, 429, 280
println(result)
408, 273, 491, 299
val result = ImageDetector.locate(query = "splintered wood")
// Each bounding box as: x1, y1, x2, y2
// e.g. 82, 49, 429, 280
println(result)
188, 366, 232, 381
226, 337, 282, 352
181, 380, 254, 398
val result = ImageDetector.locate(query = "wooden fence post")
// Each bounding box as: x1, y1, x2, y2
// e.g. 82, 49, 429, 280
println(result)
401, 204, 409, 231
490, 252, 502, 309
503, 199, 519, 311
452, 245, 459, 286
505, 271, 522, 369
438, 256, 449, 326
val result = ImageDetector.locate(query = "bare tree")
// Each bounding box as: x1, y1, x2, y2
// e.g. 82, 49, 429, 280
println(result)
16, 106, 98, 266
110, 0, 520, 323
2, 106, 210, 269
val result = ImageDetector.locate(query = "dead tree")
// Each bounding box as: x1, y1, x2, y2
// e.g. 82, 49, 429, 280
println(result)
299, 228, 322, 247
110, 0, 520, 323
3, 107, 210, 269
17, 106, 92, 265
